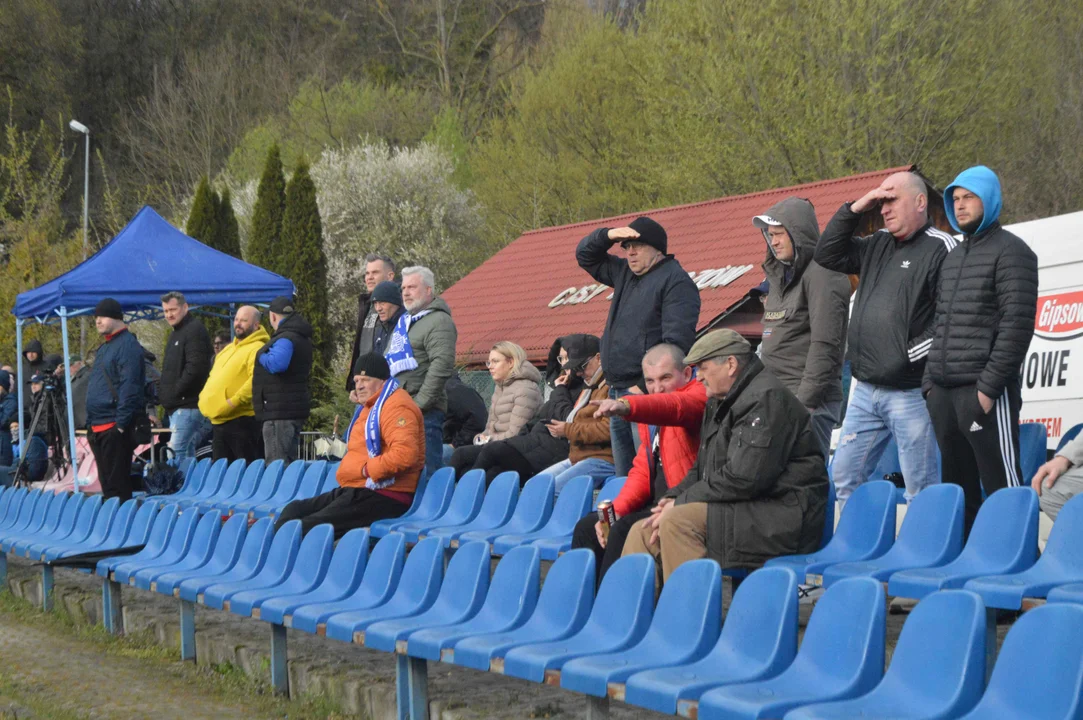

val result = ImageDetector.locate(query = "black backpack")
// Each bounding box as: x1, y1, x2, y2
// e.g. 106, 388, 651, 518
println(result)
141, 445, 184, 496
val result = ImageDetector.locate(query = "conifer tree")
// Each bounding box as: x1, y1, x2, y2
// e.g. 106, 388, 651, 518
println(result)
185, 176, 220, 247
281, 159, 330, 368
217, 187, 243, 259
247, 143, 286, 272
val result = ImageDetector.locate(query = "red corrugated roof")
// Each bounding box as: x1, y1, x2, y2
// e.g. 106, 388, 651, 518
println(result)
444, 166, 916, 365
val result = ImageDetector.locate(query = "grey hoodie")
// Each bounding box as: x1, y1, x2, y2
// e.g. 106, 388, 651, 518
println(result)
396, 296, 458, 414
758, 197, 850, 408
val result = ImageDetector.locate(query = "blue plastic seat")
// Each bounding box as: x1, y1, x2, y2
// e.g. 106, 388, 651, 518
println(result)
624, 567, 800, 715
258, 528, 371, 625
696, 576, 886, 720
177, 517, 274, 602
395, 471, 486, 543
1019, 422, 1048, 486
597, 477, 626, 503
95, 504, 180, 577
502, 553, 655, 683
80, 499, 154, 557
821, 483, 964, 587
216, 459, 283, 513
0, 488, 14, 524
965, 492, 1083, 609
0, 489, 28, 530
1057, 423, 1083, 453
41, 496, 117, 562
255, 461, 328, 519
784, 589, 985, 720
363, 540, 492, 651
153, 514, 250, 597
421, 472, 520, 547
451, 548, 595, 672
10, 493, 84, 556
561, 559, 722, 698
229, 524, 335, 617
201, 520, 303, 609
111, 506, 202, 585
2, 491, 66, 551
27, 494, 102, 560
234, 461, 305, 516
315, 463, 340, 494
178, 459, 245, 509
764, 480, 896, 583
323, 537, 445, 643
954, 604, 1083, 720
457, 474, 555, 546
199, 459, 266, 512
146, 459, 226, 509
131, 510, 223, 590
494, 474, 595, 558
890, 487, 1039, 600
370, 467, 455, 539
405, 546, 541, 660
3, 489, 45, 531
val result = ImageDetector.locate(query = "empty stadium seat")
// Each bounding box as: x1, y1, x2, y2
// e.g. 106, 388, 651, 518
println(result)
233, 461, 306, 516
1056, 423, 1083, 453
420, 472, 520, 547
10, 492, 84, 556
3, 490, 45, 535
890, 487, 1039, 600
110, 506, 202, 585
80, 499, 155, 557
501, 553, 655, 683
764, 481, 897, 583
597, 477, 626, 503
406, 546, 541, 661
820, 483, 964, 587
561, 559, 722, 699
229, 524, 335, 618
132, 510, 223, 590
323, 537, 445, 643
695, 576, 885, 720
624, 566, 799, 715
95, 504, 180, 578
201, 520, 302, 610
0, 488, 27, 530
456, 474, 555, 546
369, 467, 453, 539
1019, 422, 1049, 486
450, 549, 594, 672
289, 533, 406, 634
42, 496, 118, 562
201, 459, 270, 512
153, 514, 250, 597
492, 474, 595, 558
177, 459, 245, 509
2, 491, 67, 551
177, 517, 274, 603
255, 461, 329, 519
27, 494, 101, 560
954, 604, 1083, 720
395, 471, 486, 543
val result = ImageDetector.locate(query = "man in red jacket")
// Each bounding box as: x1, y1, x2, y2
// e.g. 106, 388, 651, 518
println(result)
571, 343, 707, 584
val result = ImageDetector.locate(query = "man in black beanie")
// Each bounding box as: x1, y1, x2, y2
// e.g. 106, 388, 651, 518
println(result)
369, 280, 405, 357
252, 295, 314, 464
576, 215, 701, 476
85, 297, 146, 501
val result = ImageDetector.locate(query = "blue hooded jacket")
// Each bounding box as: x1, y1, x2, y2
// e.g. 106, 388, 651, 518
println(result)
944, 165, 1002, 235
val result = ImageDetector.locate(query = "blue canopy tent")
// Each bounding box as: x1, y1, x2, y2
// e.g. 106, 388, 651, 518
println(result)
12, 206, 295, 489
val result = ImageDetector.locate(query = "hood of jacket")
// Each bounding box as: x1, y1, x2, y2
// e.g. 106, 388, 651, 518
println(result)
945, 165, 1002, 235
760, 197, 820, 283
415, 296, 452, 318
275, 312, 313, 339
234, 325, 270, 350
500, 360, 542, 387
23, 339, 43, 360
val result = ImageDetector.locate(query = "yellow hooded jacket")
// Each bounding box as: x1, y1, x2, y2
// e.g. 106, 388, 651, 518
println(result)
198, 326, 270, 424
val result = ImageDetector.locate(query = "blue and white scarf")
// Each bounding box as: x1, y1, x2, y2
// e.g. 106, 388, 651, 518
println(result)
385, 309, 433, 377
345, 377, 401, 490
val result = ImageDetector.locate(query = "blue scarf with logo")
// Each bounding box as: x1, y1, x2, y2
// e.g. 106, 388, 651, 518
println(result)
385, 309, 433, 377
345, 377, 401, 490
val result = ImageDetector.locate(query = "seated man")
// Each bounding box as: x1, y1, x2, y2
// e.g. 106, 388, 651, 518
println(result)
623, 329, 829, 588
571, 344, 707, 584
274, 353, 424, 537
1032, 431, 1083, 520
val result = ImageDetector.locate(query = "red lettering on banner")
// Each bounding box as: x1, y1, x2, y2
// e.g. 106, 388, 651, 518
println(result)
1021, 417, 1062, 439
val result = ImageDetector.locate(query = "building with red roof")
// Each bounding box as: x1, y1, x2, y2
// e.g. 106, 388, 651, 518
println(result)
443, 165, 948, 366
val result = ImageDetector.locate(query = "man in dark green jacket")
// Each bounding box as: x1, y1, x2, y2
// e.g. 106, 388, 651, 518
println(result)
623, 329, 828, 588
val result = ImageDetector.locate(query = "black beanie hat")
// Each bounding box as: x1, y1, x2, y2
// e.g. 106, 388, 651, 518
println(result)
371, 281, 402, 306
94, 297, 123, 320
269, 296, 295, 315
352, 352, 391, 380
624, 216, 668, 254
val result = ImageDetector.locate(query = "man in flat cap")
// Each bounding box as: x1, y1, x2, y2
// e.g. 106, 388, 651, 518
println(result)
576, 215, 701, 478
623, 329, 829, 589
252, 296, 314, 463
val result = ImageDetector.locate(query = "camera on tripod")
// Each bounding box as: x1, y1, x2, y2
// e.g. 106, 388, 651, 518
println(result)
12, 372, 70, 487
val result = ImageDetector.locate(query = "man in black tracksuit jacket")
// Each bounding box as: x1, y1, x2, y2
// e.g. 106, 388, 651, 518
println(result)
576, 216, 701, 476
252, 296, 314, 463
923, 166, 1038, 531
159, 292, 213, 463
816, 171, 957, 505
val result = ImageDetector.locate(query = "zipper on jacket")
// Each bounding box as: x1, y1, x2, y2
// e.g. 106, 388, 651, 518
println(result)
940, 241, 970, 379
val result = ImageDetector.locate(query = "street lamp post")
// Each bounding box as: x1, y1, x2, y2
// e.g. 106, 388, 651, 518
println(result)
69, 120, 90, 357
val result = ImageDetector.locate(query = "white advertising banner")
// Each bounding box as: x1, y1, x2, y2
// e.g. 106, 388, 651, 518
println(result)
1020, 288, 1083, 448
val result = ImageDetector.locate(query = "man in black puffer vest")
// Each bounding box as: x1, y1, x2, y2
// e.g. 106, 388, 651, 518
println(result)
924, 166, 1038, 533
253, 296, 314, 463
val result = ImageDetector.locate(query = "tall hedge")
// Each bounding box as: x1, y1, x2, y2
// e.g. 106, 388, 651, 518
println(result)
281, 159, 330, 367
247, 143, 286, 272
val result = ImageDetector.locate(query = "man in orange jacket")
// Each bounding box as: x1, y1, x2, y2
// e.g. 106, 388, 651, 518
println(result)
274, 353, 424, 537
570, 344, 707, 584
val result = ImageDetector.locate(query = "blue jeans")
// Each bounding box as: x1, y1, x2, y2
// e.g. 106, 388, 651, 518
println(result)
541, 457, 616, 495
423, 410, 446, 481
441, 444, 455, 468
608, 387, 643, 476
169, 408, 210, 464
831, 382, 940, 505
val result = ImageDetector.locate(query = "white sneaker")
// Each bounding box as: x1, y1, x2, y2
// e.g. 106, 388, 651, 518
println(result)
798, 584, 824, 605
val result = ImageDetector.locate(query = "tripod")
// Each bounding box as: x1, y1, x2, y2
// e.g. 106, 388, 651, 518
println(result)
13, 389, 71, 489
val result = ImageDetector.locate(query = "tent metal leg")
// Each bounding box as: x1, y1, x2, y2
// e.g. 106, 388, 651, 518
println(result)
59, 308, 81, 490
15, 320, 24, 450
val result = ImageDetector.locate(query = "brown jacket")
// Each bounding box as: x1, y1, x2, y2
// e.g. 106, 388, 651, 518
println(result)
566, 376, 612, 464
484, 363, 543, 441
337, 383, 425, 494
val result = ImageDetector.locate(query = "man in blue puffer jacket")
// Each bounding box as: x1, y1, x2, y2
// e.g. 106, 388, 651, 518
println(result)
923, 166, 1039, 533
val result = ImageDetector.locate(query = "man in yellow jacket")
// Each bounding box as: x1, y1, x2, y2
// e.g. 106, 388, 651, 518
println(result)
198, 306, 269, 462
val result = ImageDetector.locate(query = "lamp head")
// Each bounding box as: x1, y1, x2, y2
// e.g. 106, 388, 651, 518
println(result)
69, 120, 89, 134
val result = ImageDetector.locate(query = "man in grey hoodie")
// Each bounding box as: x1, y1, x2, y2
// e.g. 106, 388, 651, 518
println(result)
754, 197, 850, 458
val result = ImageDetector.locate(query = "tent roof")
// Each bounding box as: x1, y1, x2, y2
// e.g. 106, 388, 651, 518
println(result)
13, 206, 295, 320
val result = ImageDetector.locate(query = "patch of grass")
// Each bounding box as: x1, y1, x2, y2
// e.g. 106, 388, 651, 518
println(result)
0, 672, 85, 720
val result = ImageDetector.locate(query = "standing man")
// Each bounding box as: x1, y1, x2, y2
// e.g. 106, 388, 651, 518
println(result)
19, 339, 46, 400
391, 266, 457, 479
754, 198, 850, 459
816, 172, 956, 505
159, 291, 213, 464
347, 253, 396, 390
924, 166, 1038, 531
253, 296, 314, 464
198, 306, 269, 463
85, 298, 146, 501
576, 216, 701, 476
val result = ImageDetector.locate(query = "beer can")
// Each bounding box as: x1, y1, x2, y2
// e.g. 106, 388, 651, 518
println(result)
597, 500, 616, 540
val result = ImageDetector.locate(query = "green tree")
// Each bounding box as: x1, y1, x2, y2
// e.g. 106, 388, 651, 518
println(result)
246, 143, 286, 270
185, 176, 220, 247
281, 160, 330, 369
216, 186, 242, 259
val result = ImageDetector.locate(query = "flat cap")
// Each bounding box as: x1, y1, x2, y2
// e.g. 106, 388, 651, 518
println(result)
684, 329, 752, 365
